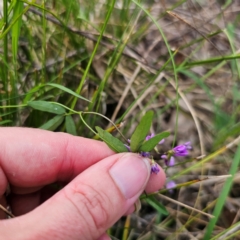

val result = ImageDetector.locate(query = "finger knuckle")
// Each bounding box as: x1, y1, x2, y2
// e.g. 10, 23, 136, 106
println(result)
65, 182, 111, 231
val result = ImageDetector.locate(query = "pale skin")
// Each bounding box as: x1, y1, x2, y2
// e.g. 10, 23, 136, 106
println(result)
0, 128, 166, 240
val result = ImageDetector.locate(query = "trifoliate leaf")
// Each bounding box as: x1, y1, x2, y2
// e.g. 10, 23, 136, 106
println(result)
96, 126, 127, 153
130, 111, 153, 152
139, 131, 170, 152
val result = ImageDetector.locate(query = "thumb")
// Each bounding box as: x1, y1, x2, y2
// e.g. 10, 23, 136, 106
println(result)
1, 153, 154, 240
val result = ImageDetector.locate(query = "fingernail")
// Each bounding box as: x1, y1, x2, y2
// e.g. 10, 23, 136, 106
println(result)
109, 153, 150, 199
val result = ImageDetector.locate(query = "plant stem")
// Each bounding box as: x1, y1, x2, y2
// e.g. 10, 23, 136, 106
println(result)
3, 0, 8, 101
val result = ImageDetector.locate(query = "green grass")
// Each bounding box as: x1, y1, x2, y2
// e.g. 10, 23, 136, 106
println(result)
1, 0, 240, 239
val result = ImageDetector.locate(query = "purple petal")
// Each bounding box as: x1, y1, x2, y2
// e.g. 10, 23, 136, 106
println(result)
168, 156, 175, 166
184, 142, 192, 150
159, 139, 165, 144
124, 144, 131, 152
140, 152, 151, 157
166, 180, 176, 193
166, 180, 176, 189
151, 163, 160, 174
164, 156, 175, 167
145, 133, 155, 141
161, 154, 168, 159
173, 144, 188, 157
164, 159, 168, 166
174, 142, 192, 155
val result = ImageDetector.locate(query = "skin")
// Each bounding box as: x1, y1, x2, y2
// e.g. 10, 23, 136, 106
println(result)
0, 128, 166, 240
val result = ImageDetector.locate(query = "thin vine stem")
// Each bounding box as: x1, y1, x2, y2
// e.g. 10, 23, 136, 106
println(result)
82, 111, 128, 142
79, 112, 97, 136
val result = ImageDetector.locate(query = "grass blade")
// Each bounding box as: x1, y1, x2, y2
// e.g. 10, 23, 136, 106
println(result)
70, 0, 116, 110
46, 83, 90, 102
145, 195, 169, 216
11, 1, 23, 62
0, 120, 12, 125
203, 144, 240, 239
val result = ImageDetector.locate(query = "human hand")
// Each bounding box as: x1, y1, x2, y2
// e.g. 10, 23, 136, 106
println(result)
0, 128, 166, 240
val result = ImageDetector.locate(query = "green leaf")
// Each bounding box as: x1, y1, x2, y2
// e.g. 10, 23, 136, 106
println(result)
95, 126, 127, 153
11, 1, 24, 62
139, 131, 170, 152
145, 195, 168, 216
46, 83, 91, 102
130, 111, 154, 152
65, 115, 77, 136
40, 115, 65, 131
27, 101, 66, 115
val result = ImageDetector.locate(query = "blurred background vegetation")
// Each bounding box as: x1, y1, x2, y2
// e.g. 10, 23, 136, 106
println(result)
1, 0, 240, 239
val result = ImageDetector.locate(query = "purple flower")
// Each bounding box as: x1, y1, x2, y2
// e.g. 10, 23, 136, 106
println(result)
145, 133, 165, 144
140, 152, 151, 157
166, 180, 176, 193
124, 144, 131, 152
151, 162, 160, 174
145, 133, 155, 141
125, 133, 166, 158
161, 154, 169, 166
124, 143, 151, 158
168, 156, 175, 166
139, 134, 155, 157
166, 180, 176, 189
161, 141, 191, 166
185, 142, 192, 149
159, 139, 165, 144
161, 154, 167, 159
173, 142, 192, 157
162, 155, 175, 167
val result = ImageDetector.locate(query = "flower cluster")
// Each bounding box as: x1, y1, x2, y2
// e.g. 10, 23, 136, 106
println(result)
163, 142, 192, 192
125, 133, 192, 180
150, 161, 160, 174
161, 142, 192, 167
125, 133, 164, 174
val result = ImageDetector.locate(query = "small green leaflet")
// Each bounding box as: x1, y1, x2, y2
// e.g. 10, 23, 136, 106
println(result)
145, 195, 169, 216
40, 115, 65, 131
139, 131, 170, 152
46, 83, 91, 102
95, 126, 127, 153
130, 111, 154, 152
28, 101, 66, 115
65, 115, 77, 136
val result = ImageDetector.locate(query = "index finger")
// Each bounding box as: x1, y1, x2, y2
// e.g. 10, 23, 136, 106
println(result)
0, 127, 114, 192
